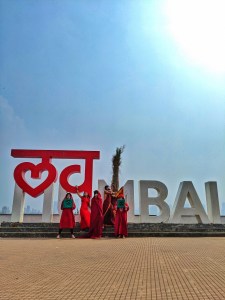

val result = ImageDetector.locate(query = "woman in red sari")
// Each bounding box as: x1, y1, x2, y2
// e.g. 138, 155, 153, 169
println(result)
88, 190, 103, 238
76, 187, 90, 231
114, 194, 129, 238
103, 185, 117, 226
57, 193, 76, 239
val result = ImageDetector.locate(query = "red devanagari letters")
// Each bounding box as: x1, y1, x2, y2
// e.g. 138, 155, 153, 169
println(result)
11, 149, 100, 198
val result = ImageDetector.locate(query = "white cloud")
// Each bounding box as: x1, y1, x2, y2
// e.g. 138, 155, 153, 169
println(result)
0, 96, 29, 209
0, 95, 27, 147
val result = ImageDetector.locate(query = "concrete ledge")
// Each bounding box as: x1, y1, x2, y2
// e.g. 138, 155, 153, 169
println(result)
1, 222, 225, 238
1, 231, 225, 238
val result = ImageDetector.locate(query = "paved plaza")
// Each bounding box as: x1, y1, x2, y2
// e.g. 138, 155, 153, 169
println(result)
0, 237, 225, 300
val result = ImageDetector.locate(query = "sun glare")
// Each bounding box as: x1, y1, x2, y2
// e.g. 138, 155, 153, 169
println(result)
164, 0, 225, 73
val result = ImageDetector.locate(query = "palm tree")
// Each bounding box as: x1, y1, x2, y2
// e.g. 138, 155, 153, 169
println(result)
111, 145, 125, 192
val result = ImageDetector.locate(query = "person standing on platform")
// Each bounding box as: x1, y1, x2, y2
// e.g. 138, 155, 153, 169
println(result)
88, 190, 103, 239
57, 193, 76, 239
76, 187, 91, 231
103, 185, 117, 226
114, 194, 129, 238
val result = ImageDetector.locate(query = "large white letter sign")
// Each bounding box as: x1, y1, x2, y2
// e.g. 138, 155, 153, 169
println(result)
170, 181, 210, 224
139, 180, 170, 223
205, 182, 221, 224
123, 180, 141, 223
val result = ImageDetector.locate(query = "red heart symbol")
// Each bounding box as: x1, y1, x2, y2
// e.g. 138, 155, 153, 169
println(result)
14, 162, 58, 197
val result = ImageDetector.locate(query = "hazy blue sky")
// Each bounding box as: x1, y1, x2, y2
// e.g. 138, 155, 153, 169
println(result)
1, 0, 225, 212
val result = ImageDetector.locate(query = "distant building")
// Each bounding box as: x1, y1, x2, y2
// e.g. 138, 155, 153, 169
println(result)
31, 208, 41, 214
24, 205, 41, 214
24, 205, 31, 214
1, 206, 10, 214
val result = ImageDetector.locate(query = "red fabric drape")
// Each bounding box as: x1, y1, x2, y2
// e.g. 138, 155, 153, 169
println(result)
103, 194, 116, 225
114, 203, 129, 237
59, 199, 76, 229
88, 192, 103, 238
80, 196, 91, 230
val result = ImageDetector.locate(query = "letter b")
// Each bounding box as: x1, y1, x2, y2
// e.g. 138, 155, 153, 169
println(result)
139, 180, 170, 223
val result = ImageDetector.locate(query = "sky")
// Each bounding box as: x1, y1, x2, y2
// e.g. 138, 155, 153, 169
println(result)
0, 0, 225, 214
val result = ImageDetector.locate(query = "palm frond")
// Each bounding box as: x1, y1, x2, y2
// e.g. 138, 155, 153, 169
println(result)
111, 145, 125, 192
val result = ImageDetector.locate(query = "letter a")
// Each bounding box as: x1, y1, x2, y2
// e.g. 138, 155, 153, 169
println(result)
170, 181, 210, 224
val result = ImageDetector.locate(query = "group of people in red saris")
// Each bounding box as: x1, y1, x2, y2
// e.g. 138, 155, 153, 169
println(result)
57, 185, 129, 239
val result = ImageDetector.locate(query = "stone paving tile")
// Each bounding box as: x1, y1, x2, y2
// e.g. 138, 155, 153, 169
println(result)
0, 237, 225, 299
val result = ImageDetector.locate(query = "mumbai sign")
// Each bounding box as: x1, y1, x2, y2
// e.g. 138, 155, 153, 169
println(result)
11, 149, 222, 224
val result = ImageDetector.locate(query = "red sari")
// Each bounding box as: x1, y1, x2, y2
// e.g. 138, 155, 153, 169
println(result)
80, 196, 90, 230
114, 203, 129, 237
103, 194, 116, 225
59, 200, 76, 229
88, 193, 103, 238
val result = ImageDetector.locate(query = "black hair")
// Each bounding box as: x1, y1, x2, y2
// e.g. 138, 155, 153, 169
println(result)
94, 190, 99, 195
83, 192, 90, 198
65, 193, 72, 198
105, 185, 109, 190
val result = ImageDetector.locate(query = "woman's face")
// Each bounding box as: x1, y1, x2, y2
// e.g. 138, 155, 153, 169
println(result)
66, 193, 72, 199
94, 193, 98, 198
83, 192, 88, 197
